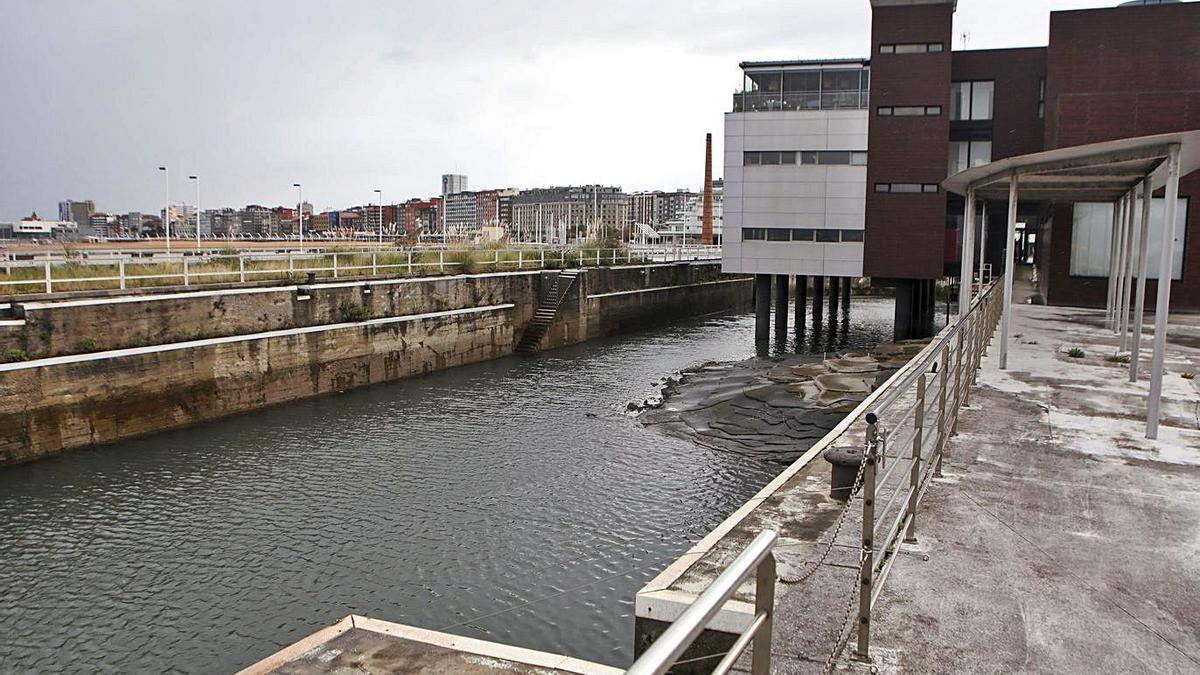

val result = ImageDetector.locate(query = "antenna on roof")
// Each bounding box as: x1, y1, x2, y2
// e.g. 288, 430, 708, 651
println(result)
960, 31, 970, 50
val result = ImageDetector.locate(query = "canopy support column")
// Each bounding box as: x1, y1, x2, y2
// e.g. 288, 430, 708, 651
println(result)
1130, 177, 1153, 383
999, 175, 1019, 369
1148, 144, 1182, 439
1105, 200, 1121, 330
978, 202, 988, 284
1119, 192, 1137, 350
958, 188, 976, 316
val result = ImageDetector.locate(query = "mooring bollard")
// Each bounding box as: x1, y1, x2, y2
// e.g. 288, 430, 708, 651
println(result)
823, 446, 864, 501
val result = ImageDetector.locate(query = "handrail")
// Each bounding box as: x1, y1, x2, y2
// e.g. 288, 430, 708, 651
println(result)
853, 273, 1005, 663
627, 529, 777, 675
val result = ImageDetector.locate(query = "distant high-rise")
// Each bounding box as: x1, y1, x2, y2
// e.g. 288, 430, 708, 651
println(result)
59, 199, 95, 236
441, 174, 468, 196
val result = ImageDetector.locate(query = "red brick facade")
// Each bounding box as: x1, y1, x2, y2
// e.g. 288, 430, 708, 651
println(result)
863, 2, 954, 280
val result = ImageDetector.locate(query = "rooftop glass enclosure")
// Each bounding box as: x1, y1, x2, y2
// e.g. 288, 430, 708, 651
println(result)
733, 62, 870, 112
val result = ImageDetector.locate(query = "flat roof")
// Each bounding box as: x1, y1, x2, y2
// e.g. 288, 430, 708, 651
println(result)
943, 129, 1200, 201
740, 58, 869, 70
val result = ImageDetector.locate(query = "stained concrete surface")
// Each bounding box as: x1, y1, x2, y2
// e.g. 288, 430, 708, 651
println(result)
849, 281, 1200, 673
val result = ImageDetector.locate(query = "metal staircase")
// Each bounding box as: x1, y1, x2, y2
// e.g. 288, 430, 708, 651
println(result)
515, 270, 579, 354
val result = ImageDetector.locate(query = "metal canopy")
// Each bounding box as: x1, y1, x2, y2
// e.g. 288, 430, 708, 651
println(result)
942, 130, 1200, 200
943, 128, 1200, 440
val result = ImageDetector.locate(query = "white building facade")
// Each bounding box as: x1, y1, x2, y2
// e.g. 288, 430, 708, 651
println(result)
722, 59, 870, 278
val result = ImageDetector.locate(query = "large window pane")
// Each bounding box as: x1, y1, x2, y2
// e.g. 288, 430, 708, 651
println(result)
969, 140, 992, 167
783, 71, 820, 92
1070, 200, 1187, 279
948, 141, 969, 174
822, 70, 861, 91
970, 81, 994, 120
747, 71, 782, 93
950, 82, 968, 121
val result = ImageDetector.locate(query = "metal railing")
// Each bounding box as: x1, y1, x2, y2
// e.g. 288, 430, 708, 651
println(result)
627, 530, 777, 675
850, 274, 1004, 662
0, 245, 722, 295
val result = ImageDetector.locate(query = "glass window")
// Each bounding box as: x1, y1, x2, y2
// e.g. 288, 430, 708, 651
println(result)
948, 141, 969, 174
783, 70, 820, 92
1069, 200, 1187, 279
841, 229, 865, 242
780, 151, 797, 165
950, 82, 969, 121
822, 70, 861, 91
878, 44, 896, 54
877, 106, 893, 116
927, 42, 944, 52
893, 106, 927, 116
892, 183, 923, 193
970, 141, 992, 167
744, 151, 761, 165
922, 184, 939, 193
894, 43, 926, 54
792, 228, 815, 241
747, 70, 782, 93
743, 228, 766, 241
816, 229, 840, 242
767, 228, 791, 241
821, 151, 851, 165
925, 105, 942, 115
762, 151, 781, 165
874, 183, 891, 192
851, 152, 868, 166
801, 151, 819, 165
970, 81, 994, 120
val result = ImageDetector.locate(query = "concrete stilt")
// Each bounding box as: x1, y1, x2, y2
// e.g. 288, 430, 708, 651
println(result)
775, 274, 789, 336
829, 277, 841, 316
795, 275, 808, 327
842, 276, 852, 309
755, 274, 771, 342
812, 275, 825, 320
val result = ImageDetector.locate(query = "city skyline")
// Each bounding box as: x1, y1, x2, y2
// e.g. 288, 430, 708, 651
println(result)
1, 0, 1097, 220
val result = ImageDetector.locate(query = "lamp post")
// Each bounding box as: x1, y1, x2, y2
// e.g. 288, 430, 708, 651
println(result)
293, 183, 304, 250
158, 166, 170, 253
188, 175, 200, 250
374, 189, 383, 245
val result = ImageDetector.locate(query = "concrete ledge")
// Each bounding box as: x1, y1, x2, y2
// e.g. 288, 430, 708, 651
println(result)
0, 303, 516, 373
237, 615, 622, 675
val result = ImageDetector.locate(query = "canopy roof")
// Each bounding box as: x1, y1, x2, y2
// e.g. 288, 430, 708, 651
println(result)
943, 129, 1200, 201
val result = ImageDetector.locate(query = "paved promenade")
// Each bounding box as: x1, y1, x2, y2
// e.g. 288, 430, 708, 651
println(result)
834, 289, 1200, 672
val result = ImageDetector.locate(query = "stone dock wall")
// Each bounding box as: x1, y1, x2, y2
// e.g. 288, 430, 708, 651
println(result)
0, 263, 750, 465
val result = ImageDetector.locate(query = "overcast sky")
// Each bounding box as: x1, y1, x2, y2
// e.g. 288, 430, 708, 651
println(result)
0, 0, 1105, 219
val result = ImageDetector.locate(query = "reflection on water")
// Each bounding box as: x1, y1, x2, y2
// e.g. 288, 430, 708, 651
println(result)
0, 299, 898, 673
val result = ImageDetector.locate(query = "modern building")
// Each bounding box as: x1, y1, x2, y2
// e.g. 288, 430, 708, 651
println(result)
443, 191, 478, 237
441, 174, 468, 196
630, 189, 696, 228
511, 185, 630, 243
240, 205, 279, 236
659, 180, 724, 245
721, 58, 871, 291
88, 213, 115, 239
0, 213, 77, 240
58, 199, 95, 237
207, 209, 240, 237
726, 0, 1199, 341
863, 0, 1200, 336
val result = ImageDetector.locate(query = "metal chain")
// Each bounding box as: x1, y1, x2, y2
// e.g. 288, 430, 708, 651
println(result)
822, 545, 867, 675
777, 424, 881, 585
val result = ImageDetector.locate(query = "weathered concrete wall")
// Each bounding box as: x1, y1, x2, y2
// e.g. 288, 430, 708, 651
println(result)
0, 272, 544, 360
0, 306, 514, 465
0, 263, 750, 465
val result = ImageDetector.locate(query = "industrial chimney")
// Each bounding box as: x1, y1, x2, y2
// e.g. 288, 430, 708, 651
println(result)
702, 133, 714, 245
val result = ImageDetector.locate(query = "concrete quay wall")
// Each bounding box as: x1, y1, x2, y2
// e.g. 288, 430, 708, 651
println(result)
0, 263, 751, 465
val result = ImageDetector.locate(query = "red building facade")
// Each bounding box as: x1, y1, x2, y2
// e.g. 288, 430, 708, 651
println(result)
864, 0, 1200, 335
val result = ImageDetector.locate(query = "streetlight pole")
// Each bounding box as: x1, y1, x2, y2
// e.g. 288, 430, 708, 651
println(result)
293, 183, 304, 251
374, 189, 383, 246
189, 175, 200, 250
158, 166, 170, 253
